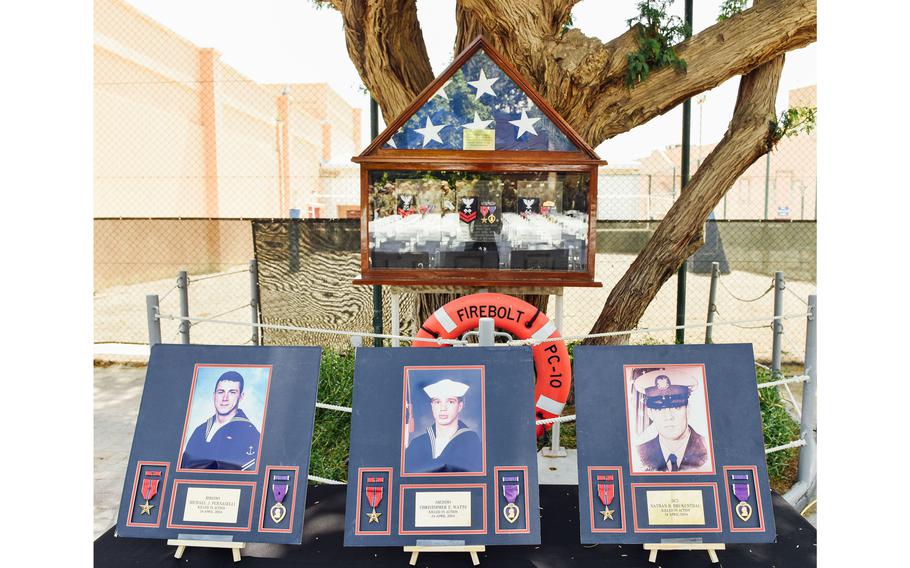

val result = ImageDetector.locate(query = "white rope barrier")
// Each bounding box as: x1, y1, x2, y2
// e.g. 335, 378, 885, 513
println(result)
765, 439, 806, 455
720, 278, 774, 303
308, 474, 345, 485
507, 311, 810, 346
535, 414, 577, 426
757, 375, 809, 389
155, 311, 468, 346
189, 268, 251, 283
316, 402, 353, 413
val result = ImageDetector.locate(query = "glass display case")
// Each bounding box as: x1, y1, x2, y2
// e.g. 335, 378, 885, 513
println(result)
353, 37, 604, 287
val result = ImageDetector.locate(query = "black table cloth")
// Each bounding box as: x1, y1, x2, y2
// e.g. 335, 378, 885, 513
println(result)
95, 485, 816, 567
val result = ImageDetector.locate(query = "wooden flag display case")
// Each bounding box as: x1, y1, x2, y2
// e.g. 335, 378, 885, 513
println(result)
353, 36, 605, 288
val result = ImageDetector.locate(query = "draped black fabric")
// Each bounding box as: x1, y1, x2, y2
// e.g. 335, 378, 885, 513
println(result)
95, 485, 815, 567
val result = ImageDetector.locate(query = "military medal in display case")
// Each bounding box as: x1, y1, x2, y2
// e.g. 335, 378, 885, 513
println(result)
343, 347, 541, 564
573, 344, 776, 564
352, 35, 606, 289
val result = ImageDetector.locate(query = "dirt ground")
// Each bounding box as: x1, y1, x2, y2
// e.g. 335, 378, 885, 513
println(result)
93, 255, 816, 360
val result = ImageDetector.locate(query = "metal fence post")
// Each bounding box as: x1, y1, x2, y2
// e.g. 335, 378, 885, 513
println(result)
249, 259, 260, 346
178, 270, 190, 344
784, 295, 816, 509
391, 293, 401, 347
554, 290, 564, 332
771, 271, 784, 376
477, 318, 494, 346
146, 294, 161, 346
705, 262, 719, 344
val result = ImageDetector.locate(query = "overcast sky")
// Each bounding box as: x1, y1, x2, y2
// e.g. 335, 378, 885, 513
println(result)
125, 0, 816, 164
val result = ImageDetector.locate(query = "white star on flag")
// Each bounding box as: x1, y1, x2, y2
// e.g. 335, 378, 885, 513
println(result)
462, 112, 493, 130
468, 69, 498, 99
509, 110, 540, 138
414, 116, 447, 146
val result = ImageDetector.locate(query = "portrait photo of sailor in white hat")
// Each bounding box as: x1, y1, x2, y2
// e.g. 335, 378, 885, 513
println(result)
626, 366, 714, 474
403, 375, 484, 474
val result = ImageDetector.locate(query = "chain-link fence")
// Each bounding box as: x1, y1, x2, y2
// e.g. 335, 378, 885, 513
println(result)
94, 0, 816, 364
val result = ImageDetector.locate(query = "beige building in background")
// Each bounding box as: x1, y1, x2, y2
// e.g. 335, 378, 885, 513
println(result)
94, 0, 362, 219
599, 85, 817, 221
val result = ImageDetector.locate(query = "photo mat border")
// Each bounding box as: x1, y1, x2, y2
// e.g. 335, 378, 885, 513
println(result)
587, 465, 626, 534
493, 465, 531, 534
722, 465, 767, 533
354, 467, 394, 536
622, 363, 717, 476
166, 479, 257, 532
257, 465, 300, 534
399, 365, 487, 477
125, 460, 170, 528
398, 483, 488, 535
175, 363, 273, 475
630, 482, 723, 533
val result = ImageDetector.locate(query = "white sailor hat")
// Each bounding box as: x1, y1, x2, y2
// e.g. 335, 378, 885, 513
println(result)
633, 368, 698, 409
423, 379, 470, 400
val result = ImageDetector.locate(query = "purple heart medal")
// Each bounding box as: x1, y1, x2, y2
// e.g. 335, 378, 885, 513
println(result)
270, 474, 290, 523
731, 474, 753, 521
502, 476, 521, 523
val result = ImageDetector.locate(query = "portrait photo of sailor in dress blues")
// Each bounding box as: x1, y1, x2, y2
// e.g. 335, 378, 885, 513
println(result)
402, 367, 485, 475
624, 365, 715, 475
178, 365, 271, 473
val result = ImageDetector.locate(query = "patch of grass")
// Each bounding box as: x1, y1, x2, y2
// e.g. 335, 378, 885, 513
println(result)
756, 367, 801, 491
309, 348, 355, 483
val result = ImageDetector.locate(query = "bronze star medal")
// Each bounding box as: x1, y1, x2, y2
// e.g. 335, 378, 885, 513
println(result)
596, 473, 616, 522
365, 479, 384, 524
139, 474, 160, 516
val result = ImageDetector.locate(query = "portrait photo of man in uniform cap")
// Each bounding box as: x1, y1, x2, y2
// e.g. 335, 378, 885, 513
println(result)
179, 367, 269, 472
403, 376, 484, 474
626, 366, 714, 474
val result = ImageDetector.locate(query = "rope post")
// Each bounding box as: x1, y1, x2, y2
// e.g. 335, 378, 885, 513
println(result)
178, 270, 190, 344
771, 271, 785, 376
705, 262, 719, 344
146, 294, 161, 345
477, 317, 494, 347
249, 259, 260, 346
784, 295, 816, 509
391, 292, 401, 347
554, 290, 564, 332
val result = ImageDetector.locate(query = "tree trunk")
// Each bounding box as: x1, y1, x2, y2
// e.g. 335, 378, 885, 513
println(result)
585, 53, 786, 344
321, 0, 814, 343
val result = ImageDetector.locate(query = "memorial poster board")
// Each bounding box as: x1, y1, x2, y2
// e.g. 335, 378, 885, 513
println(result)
115, 344, 322, 544
574, 344, 776, 544
344, 347, 541, 546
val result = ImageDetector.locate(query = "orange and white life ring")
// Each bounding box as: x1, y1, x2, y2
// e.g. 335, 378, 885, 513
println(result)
413, 292, 571, 437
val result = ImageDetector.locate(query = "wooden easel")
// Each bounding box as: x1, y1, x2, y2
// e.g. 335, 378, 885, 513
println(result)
168, 539, 245, 562
644, 543, 725, 564
404, 545, 485, 566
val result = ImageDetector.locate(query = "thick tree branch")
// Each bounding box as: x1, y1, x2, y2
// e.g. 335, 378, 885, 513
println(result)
451, 0, 813, 147
336, 0, 434, 122
584, 54, 785, 344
